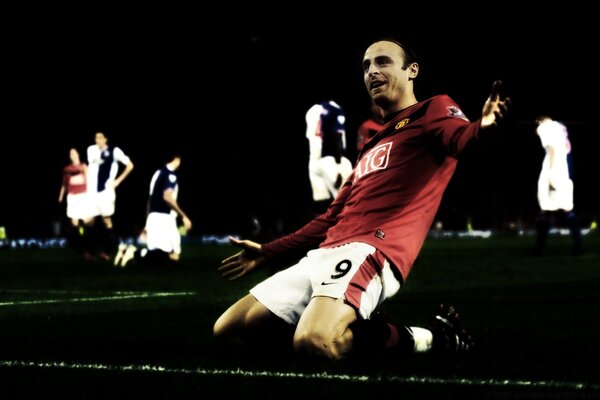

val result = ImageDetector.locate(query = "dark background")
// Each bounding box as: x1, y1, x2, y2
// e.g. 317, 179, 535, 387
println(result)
2, 5, 598, 238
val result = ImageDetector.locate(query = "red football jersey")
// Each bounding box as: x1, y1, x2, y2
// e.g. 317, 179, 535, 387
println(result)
263, 95, 481, 282
62, 163, 87, 195
356, 118, 384, 152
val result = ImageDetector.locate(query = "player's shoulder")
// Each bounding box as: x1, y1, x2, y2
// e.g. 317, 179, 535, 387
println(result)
537, 119, 565, 135
325, 100, 342, 110
113, 146, 131, 158
414, 94, 457, 114
306, 103, 324, 120
427, 95, 469, 121
429, 94, 458, 106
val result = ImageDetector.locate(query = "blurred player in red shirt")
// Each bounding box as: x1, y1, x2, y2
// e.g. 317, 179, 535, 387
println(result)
58, 148, 94, 253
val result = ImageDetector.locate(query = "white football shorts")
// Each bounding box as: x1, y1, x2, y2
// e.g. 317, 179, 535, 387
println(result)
145, 212, 181, 254
250, 242, 401, 325
308, 156, 353, 201
66, 192, 95, 221
89, 188, 116, 217
537, 175, 574, 211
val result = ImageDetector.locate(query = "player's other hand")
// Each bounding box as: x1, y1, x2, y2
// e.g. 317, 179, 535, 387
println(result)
218, 236, 265, 280
481, 80, 511, 129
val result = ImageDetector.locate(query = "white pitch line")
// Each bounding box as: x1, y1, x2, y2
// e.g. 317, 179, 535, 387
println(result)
0, 292, 196, 307
1, 289, 155, 295
0, 360, 598, 391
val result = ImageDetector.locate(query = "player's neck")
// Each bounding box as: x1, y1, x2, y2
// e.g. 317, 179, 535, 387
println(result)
382, 93, 418, 120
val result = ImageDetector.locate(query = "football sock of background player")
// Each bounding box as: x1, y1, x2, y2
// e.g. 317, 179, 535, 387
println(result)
535, 212, 550, 253
536, 211, 584, 254
565, 211, 584, 253
129, 248, 172, 267
144, 249, 171, 267
100, 226, 118, 255
65, 223, 83, 252
82, 221, 100, 256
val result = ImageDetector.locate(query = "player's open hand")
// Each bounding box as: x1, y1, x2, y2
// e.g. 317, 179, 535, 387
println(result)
218, 236, 265, 280
481, 80, 511, 129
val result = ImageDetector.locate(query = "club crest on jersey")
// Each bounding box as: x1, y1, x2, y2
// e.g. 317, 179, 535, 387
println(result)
354, 142, 393, 181
395, 118, 410, 130
446, 106, 469, 122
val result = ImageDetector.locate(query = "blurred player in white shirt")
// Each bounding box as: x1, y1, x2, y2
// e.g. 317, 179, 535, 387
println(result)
87, 131, 134, 260
534, 116, 583, 255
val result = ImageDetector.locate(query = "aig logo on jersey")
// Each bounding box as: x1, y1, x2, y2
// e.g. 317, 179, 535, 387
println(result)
354, 142, 393, 181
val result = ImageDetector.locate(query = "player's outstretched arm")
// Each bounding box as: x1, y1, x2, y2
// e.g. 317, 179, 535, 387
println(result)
481, 80, 511, 129
218, 236, 266, 280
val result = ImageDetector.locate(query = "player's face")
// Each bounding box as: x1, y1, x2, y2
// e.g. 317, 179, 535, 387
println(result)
95, 132, 107, 148
363, 41, 417, 110
172, 157, 181, 170
69, 148, 80, 164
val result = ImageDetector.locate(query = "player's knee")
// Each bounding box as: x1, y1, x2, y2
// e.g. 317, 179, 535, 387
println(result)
213, 313, 233, 340
213, 308, 251, 340
213, 314, 252, 354
292, 329, 346, 360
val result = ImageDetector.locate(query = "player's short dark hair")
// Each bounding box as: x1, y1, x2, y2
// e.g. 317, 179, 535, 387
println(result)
536, 115, 552, 124
162, 149, 182, 164
379, 37, 421, 70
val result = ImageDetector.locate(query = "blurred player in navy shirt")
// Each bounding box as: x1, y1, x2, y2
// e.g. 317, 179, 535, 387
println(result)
115, 152, 192, 268
305, 100, 353, 214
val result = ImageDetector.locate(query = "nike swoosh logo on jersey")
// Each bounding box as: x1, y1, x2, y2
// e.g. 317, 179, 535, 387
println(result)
321, 281, 336, 285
